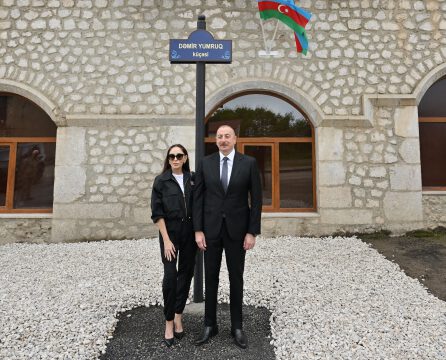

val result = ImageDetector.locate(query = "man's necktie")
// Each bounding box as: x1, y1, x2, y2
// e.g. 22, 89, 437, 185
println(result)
221, 157, 228, 192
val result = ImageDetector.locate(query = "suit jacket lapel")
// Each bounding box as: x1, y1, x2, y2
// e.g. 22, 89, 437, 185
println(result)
211, 152, 225, 194
227, 151, 243, 192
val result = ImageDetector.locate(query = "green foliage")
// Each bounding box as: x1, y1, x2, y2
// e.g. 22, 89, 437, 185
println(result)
209, 106, 311, 137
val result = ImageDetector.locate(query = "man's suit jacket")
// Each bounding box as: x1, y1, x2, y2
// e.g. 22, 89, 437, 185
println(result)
193, 151, 262, 241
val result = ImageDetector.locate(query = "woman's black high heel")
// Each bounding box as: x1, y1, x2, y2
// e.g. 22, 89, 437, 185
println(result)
162, 337, 174, 347
174, 331, 184, 340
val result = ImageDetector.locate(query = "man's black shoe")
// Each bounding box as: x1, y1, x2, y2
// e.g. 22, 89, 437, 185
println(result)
194, 325, 218, 346
231, 329, 247, 349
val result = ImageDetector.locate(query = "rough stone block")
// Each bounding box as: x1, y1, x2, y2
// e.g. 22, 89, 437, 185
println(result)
53, 165, 86, 203
369, 166, 387, 178
389, 164, 422, 191
399, 138, 420, 164
394, 106, 419, 137
50, 219, 79, 243
320, 209, 373, 225
319, 186, 352, 208
53, 204, 123, 219
384, 191, 423, 222
318, 161, 346, 185
55, 127, 86, 166
317, 128, 344, 161
134, 207, 150, 224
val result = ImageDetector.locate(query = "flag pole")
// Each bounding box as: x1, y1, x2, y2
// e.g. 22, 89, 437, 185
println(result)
193, 15, 206, 303
258, 14, 269, 53
269, 20, 280, 52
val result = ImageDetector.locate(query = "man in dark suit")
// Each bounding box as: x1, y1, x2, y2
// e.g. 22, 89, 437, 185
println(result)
193, 125, 262, 349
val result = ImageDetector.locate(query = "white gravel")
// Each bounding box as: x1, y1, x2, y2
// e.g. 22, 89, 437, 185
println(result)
1, 236, 445, 359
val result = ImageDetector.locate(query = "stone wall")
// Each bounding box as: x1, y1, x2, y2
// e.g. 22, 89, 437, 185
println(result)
0, 1, 445, 117
0, 218, 52, 245
315, 104, 423, 235
423, 193, 446, 229
0, 1, 445, 242
51, 122, 195, 241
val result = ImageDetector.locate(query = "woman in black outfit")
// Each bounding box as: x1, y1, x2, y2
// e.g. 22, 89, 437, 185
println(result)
151, 144, 197, 347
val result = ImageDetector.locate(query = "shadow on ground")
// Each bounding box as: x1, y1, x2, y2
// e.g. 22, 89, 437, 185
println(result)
100, 304, 274, 360
361, 227, 446, 302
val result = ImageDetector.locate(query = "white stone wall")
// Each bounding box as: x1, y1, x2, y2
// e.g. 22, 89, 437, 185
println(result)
0, 1, 445, 242
51, 122, 195, 241
0, 219, 51, 244
315, 105, 423, 235
423, 193, 446, 229
0, 1, 445, 117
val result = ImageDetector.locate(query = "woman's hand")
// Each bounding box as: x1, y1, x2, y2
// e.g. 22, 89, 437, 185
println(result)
164, 239, 176, 261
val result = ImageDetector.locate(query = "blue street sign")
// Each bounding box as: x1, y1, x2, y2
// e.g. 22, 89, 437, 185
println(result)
170, 29, 232, 64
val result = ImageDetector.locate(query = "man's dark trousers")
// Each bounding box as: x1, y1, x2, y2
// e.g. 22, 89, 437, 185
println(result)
193, 151, 263, 331
204, 219, 245, 329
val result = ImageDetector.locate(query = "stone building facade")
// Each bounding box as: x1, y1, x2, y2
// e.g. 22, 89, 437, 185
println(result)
0, 0, 445, 244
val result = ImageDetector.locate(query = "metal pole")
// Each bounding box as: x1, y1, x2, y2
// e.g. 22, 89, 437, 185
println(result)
193, 14, 206, 303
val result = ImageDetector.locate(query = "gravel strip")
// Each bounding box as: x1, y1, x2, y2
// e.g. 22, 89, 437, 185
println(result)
1, 236, 445, 359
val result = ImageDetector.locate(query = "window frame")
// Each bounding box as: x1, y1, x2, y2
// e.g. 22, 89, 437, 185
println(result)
419, 117, 446, 191
0, 137, 56, 213
204, 91, 317, 212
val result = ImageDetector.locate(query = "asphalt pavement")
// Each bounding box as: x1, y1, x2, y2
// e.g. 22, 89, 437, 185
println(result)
100, 302, 275, 360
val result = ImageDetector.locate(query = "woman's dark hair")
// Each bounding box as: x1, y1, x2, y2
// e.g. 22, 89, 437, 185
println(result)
161, 144, 190, 173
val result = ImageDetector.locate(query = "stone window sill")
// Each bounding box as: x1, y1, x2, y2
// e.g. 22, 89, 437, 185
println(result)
262, 212, 320, 218
0, 214, 53, 219
422, 191, 446, 195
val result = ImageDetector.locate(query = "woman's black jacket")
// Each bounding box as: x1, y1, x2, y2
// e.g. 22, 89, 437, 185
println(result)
151, 170, 193, 234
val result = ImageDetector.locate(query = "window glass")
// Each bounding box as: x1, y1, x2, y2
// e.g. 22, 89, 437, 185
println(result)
0, 145, 9, 206
244, 145, 273, 206
205, 93, 315, 211
419, 123, 446, 187
418, 77, 446, 117
0, 95, 57, 137
13, 143, 56, 209
206, 94, 311, 137
279, 143, 313, 208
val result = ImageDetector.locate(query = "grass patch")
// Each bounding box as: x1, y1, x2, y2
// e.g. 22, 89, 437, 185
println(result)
406, 229, 436, 238
331, 230, 391, 240
406, 227, 446, 238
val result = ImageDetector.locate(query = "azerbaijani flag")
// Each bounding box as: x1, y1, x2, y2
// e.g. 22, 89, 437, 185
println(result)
257, 0, 312, 55
294, 31, 309, 55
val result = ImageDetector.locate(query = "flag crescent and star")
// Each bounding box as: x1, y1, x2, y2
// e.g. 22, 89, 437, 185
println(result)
278, 4, 287, 13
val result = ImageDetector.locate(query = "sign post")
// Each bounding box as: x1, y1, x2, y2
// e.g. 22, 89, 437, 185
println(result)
169, 15, 232, 302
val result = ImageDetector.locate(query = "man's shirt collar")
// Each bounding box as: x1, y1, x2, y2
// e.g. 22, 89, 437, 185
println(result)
219, 148, 235, 162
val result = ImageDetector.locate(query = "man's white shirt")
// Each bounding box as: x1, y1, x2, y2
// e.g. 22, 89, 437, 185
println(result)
219, 148, 235, 188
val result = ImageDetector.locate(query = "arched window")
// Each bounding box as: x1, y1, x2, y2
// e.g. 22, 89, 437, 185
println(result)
206, 92, 316, 212
418, 77, 446, 190
0, 94, 57, 212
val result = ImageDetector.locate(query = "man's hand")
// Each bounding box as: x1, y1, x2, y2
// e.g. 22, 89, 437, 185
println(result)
243, 233, 256, 251
195, 231, 207, 251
